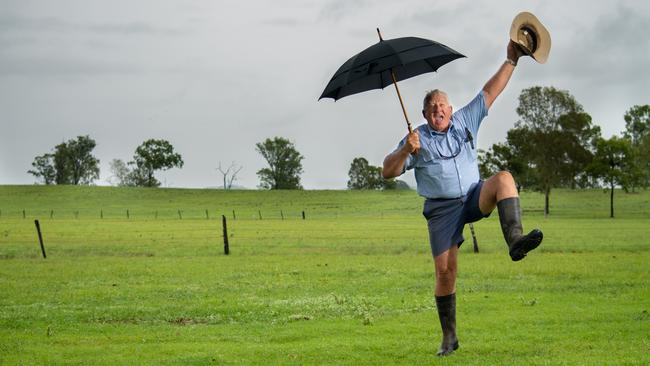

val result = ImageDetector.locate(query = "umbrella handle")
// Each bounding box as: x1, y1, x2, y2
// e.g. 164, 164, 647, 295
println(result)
377, 29, 412, 134
390, 69, 413, 134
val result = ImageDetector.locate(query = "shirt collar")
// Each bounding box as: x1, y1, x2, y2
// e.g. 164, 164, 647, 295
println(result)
426, 119, 457, 136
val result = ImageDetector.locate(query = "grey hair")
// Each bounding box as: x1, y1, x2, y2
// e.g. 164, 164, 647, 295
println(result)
422, 89, 451, 110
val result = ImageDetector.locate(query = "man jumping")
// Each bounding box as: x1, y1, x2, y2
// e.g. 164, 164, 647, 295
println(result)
382, 39, 543, 356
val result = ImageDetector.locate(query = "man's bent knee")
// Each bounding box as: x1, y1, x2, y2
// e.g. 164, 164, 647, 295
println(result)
494, 171, 515, 186
487, 171, 518, 202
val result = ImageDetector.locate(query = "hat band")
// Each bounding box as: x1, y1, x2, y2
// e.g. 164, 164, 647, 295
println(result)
517, 26, 538, 55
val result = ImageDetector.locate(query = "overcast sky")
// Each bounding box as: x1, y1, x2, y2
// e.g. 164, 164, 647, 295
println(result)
1, 0, 649, 189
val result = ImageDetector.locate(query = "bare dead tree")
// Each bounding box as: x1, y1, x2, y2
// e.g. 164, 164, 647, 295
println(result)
227, 163, 243, 189
217, 161, 243, 189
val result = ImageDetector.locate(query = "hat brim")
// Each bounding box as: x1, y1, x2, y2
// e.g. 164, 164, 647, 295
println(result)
510, 12, 551, 64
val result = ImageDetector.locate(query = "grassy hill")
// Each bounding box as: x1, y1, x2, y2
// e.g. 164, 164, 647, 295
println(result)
2, 184, 649, 220
0, 185, 648, 365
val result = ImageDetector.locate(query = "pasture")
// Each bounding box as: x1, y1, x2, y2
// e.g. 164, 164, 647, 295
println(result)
0, 185, 648, 365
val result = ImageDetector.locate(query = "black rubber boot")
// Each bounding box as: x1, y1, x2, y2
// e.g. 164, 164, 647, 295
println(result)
435, 293, 459, 356
497, 197, 543, 261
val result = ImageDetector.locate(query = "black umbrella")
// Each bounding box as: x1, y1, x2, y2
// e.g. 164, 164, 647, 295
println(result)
319, 29, 465, 133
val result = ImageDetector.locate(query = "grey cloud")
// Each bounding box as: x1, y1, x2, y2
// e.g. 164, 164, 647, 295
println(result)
2, 1, 649, 189
86, 22, 185, 36
529, 4, 649, 88
0, 56, 141, 76
0, 16, 72, 33
0, 15, 186, 36
318, 0, 370, 22
407, 6, 465, 30
262, 17, 306, 27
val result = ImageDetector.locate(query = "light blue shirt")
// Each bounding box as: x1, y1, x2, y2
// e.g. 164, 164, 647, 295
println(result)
396, 91, 488, 199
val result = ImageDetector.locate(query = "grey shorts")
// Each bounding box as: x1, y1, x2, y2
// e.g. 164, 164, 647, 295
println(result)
422, 181, 491, 257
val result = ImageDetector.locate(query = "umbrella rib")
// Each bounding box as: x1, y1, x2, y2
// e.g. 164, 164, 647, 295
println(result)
333, 41, 442, 77
319, 37, 465, 101
423, 57, 440, 72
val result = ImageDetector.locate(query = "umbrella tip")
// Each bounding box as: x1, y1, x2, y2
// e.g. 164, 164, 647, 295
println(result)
376, 28, 383, 41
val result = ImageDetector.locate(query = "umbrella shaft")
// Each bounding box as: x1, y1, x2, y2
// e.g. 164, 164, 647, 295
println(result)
390, 69, 412, 133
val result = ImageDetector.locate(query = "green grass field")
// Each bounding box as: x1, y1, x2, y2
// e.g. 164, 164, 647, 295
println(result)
1, 185, 648, 365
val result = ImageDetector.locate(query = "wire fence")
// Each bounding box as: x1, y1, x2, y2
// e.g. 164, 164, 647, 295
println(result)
0, 204, 440, 221
0, 205, 447, 260
0, 208, 313, 221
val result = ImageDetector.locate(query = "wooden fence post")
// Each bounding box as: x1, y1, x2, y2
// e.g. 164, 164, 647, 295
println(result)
34, 220, 46, 259
232, 210, 236, 220
258, 210, 262, 220
302, 211, 306, 220
222, 215, 230, 255
280, 210, 284, 220
205, 209, 209, 220
469, 223, 479, 253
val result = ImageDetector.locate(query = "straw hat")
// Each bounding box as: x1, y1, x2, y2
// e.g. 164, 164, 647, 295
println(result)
510, 12, 551, 64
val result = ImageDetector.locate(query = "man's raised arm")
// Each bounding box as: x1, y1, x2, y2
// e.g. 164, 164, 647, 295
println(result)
482, 40, 523, 109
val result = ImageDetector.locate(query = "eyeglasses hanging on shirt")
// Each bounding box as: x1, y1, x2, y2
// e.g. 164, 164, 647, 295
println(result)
433, 127, 475, 159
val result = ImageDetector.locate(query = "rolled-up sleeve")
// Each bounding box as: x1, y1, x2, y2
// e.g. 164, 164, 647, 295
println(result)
395, 138, 415, 174
455, 91, 488, 136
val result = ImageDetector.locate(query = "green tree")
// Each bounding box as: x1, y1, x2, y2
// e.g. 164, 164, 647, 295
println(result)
27, 153, 56, 185
512, 86, 597, 215
587, 136, 633, 218
478, 141, 533, 191
53, 144, 72, 184
131, 139, 184, 187
65, 136, 100, 184
622, 105, 650, 190
35, 135, 100, 185
556, 112, 601, 188
516, 86, 583, 130
623, 105, 650, 146
637, 133, 650, 187
348, 157, 381, 189
256, 137, 304, 189
347, 157, 396, 190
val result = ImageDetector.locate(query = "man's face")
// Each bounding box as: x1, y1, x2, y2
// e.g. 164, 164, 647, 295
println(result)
423, 94, 453, 132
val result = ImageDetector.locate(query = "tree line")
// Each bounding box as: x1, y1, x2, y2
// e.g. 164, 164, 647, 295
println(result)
27, 86, 649, 213
29, 138, 184, 188
27, 135, 404, 191
26, 136, 307, 189
479, 86, 649, 217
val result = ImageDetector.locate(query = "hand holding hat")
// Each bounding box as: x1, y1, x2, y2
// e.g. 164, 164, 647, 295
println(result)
510, 12, 551, 63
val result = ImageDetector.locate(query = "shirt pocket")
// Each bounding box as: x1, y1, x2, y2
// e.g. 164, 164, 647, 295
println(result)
464, 141, 478, 162
417, 147, 448, 177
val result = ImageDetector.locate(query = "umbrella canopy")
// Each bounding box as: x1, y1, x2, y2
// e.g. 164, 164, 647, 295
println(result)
319, 35, 465, 101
